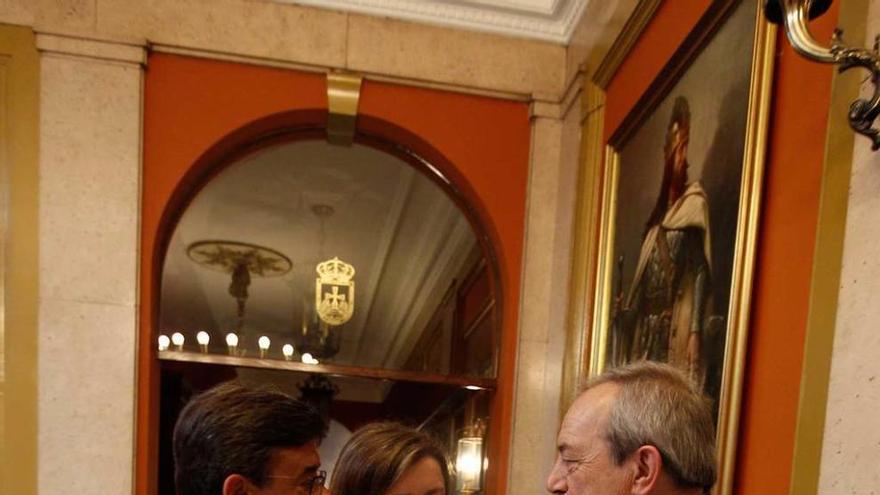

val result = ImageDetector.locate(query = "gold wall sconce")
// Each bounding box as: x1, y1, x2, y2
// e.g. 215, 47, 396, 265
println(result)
764, 0, 880, 149
456, 419, 486, 495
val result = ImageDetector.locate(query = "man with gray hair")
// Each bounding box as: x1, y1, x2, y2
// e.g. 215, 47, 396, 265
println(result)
546, 361, 716, 495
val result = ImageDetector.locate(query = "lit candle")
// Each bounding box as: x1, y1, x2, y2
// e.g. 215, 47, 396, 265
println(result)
196, 331, 210, 353
258, 335, 271, 358
225, 333, 239, 356
171, 332, 185, 351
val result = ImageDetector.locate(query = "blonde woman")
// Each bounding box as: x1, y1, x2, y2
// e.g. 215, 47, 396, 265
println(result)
330, 422, 450, 495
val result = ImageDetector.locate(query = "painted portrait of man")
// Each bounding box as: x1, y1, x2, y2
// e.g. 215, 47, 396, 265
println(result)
606, 0, 759, 407
612, 96, 713, 387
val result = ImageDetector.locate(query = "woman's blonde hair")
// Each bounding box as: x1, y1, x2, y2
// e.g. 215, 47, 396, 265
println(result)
330, 422, 450, 495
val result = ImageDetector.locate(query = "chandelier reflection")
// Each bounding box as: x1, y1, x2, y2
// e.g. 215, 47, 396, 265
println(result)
295, 204, 355, 360
175, 212, 355, 363
296, 269, 345, 361
187, 240, 292, 355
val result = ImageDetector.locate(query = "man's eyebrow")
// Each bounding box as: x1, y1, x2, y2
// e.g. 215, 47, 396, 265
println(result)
296, 464, 320, 479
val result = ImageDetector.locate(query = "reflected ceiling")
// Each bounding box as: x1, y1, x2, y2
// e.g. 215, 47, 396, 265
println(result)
160, 141, 481, 370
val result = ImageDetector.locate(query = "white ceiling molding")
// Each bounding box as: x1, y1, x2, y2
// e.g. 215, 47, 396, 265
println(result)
455, 0, 560, 16
281, 0, 590, 43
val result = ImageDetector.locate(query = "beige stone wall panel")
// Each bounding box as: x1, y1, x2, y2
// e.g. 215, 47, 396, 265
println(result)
518, 117, 564, 344
565, 0, 637, 83
38, 44, 141, 495
0, 0, 35, 27
818, 132, 880, 493
37, 32, 144, 63
346, 13, 566, 98
508, 110, 580, 495
7, 0, 575, 99
817, 2, 880, 492
38, 299, 136, 493
97, 0, 348, 68
565, 15, 591, 81
34, 0, 96, 35
39, 54, 140, 306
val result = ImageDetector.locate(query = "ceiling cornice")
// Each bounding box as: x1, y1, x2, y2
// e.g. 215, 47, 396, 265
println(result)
279, 0, 590, 43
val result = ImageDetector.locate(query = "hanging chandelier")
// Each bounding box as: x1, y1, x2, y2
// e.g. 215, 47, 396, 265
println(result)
293, 204, 356, 360
186, 240, 292, 343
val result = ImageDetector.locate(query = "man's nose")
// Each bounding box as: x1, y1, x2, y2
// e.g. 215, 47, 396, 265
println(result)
546, 462, 567, 494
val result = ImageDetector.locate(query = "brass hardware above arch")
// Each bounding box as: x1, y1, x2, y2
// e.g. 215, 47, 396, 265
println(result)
326, 72, 363, 146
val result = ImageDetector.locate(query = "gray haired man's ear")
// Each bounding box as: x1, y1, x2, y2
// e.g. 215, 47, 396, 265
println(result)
630, 445, 662, 495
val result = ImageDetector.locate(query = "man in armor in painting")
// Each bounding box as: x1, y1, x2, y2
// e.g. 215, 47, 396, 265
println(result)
614, 96, 712, 386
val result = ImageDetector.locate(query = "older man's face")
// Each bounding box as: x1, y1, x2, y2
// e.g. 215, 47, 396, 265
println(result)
546, 384, 635, 495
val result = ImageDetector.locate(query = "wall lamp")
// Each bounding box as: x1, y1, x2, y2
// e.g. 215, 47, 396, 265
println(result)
765, 0, 880, 149
455, 419, 486, 495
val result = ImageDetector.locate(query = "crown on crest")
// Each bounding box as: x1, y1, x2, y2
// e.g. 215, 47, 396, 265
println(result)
316, 257, 355, 284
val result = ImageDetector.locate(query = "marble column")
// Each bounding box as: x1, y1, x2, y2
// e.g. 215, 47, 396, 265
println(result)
507, 93, 582, 495
817, 1, 880, 492
36, 34, 143, 494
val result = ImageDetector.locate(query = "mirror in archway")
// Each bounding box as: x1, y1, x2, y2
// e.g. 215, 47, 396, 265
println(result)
159, 140, 498, 379
156, 138, 499, 493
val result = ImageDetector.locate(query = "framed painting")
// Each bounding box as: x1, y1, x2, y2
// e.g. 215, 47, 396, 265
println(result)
587, 0, 774, 492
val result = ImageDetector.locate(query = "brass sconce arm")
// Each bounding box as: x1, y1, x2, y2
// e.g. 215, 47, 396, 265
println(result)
766, 0, 880, 149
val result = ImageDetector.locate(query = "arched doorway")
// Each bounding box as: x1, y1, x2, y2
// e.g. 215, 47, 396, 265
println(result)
138, 54, 530, 495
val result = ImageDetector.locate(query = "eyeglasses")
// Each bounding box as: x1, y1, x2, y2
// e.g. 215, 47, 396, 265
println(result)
265, 469, 327, 495
308, 470, 327, 495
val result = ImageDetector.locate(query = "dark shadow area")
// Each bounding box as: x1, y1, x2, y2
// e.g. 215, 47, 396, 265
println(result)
697, 84, 750, 410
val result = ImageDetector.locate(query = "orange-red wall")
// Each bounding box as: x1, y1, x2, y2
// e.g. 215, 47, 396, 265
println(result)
737, 5, 839, 493
602, 1, 839, 493
605, 0, 710, 139
138, 54, 529, 494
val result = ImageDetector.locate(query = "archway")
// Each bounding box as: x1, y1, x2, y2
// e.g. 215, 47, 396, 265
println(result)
138, 53, 530, 495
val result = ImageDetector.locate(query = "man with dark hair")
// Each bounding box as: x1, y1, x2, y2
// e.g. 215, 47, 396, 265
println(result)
546, 361, 717, 495
173, 382, 328, 495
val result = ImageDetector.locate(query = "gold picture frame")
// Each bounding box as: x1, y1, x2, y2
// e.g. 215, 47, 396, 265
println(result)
579, 1, 775, 493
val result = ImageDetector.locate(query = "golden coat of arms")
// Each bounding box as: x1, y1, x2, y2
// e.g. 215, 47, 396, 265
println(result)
315, 257, 355, 326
